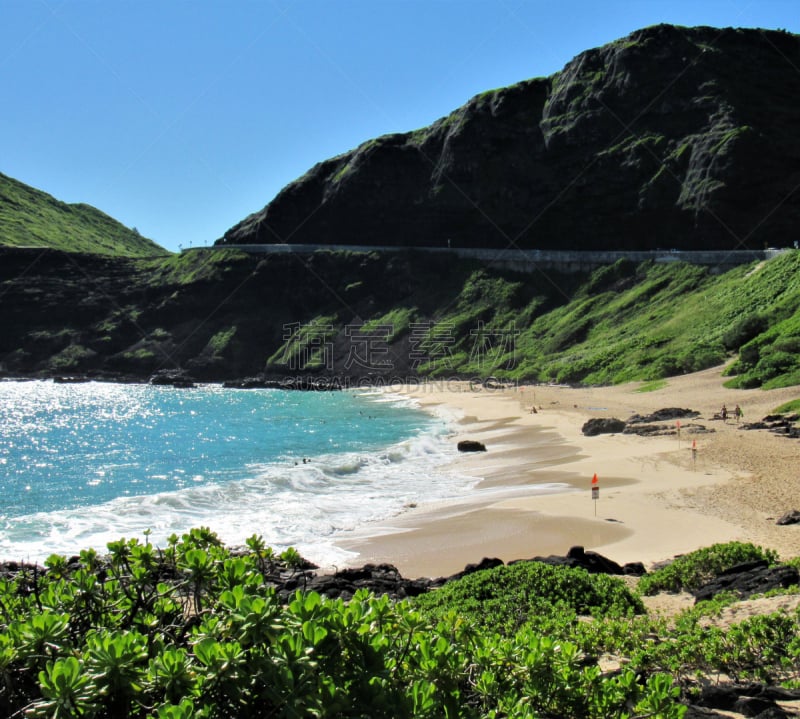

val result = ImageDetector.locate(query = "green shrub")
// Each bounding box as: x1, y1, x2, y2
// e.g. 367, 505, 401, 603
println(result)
739, 339, 761, 367
638, 542, 779, 595
648, 355, 682, 379
0, 530, 685, 719
413, 561, 644, 635
48, 343, 96, 370
207, 326, 237, 355
722, 313, 769, 350
754, 350, 798, 382
676, 343, 726, 374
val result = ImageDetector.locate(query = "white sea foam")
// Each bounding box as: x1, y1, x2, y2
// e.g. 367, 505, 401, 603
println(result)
0, 383, 570, 569
0, 404, 475, 568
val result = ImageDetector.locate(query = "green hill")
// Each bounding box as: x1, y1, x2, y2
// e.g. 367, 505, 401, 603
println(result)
254, 250, 800, 390
2, 246, 800, 390
0, 172, 167, 257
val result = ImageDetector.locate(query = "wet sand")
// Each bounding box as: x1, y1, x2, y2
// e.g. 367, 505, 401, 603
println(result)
338, 366, 800, 578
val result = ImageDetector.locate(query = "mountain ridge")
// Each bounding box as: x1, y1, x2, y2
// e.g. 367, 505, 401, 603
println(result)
218, 24, 800, 252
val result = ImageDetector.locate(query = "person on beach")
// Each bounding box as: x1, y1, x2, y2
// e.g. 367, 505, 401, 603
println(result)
734, 404, 743, 423
721, 404, 728, 422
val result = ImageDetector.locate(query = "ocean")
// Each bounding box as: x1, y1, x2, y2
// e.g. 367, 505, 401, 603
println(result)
0, 381, 471, 567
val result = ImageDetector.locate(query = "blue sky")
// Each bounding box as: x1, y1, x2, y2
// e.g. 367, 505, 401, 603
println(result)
2, 1, 798, 253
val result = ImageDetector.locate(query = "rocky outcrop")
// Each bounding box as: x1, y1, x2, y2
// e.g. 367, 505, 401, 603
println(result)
276, 547, 646, 601
283, 563, 433, 602
218, 25, 800, 253
0, 246, 472, 381
223, 376, 343, 391
626, 408, 700, 424
693, 560, 800, 603
457, 440, 487, 452
444, 557, 504, 582
623, 421, 712, 436
2, 547, 642, 604
516, 545, 646, 576
776, 510, 800, 526
582, 417, 626, 435
740, 413, 800, 439
149, 369, 196, 388
691, 684, 800, 717
582, 408, 713, 437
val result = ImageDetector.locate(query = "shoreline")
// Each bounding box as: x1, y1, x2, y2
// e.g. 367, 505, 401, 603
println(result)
338, 367, 800, 578
3, 371, 797, 576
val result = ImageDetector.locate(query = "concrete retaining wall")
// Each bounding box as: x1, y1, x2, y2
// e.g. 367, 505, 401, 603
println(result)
191, 243, 789, 273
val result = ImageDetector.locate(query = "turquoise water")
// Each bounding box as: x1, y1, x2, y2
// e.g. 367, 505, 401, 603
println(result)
0, 381, 468, 565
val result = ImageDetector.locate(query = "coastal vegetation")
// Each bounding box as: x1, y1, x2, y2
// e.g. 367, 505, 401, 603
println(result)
1, 169, 799, 386
1, 531, 798, 717
636, 542, 779, 595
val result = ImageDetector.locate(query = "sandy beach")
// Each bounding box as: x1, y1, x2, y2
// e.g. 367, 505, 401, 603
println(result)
339, 366, 800, 578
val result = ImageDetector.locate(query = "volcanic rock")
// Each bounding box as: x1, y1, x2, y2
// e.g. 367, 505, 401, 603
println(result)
149, 369, 196, 388
516, 546, 645, 576
457, 440, 487, 452
776, 510, 800, 526
626, 408, 700, 424
693, 561, 800, 602
582, 417, 626, 436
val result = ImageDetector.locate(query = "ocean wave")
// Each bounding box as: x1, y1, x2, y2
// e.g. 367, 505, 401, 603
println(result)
0, 409, 472, 566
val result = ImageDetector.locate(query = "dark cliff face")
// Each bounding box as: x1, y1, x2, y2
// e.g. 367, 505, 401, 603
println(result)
0, 247, 491, 381
218, 25, 800, 251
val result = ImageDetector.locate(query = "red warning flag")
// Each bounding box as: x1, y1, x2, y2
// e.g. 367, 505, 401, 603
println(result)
692, 439, 697, 449
676, 419, 681, 428
591, 473, 599, 485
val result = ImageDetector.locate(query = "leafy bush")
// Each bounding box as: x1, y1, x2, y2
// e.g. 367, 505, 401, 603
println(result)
628, 601, 800, 685
649, 355, 683, 379
722, 313, 769, 350
675, 343, 727, 374
48, 343, 97, 370
206, 326, 237, 355
412, 561, 644, 634
754, 350, 798, 382
638, 542, 779, 595
0, 529, 683, 719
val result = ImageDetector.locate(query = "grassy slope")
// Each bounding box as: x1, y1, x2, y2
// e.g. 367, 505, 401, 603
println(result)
263, 249, 800, 389
396, 252, 800, 388
3, 240, 799, 390
0, 172, 167, 257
